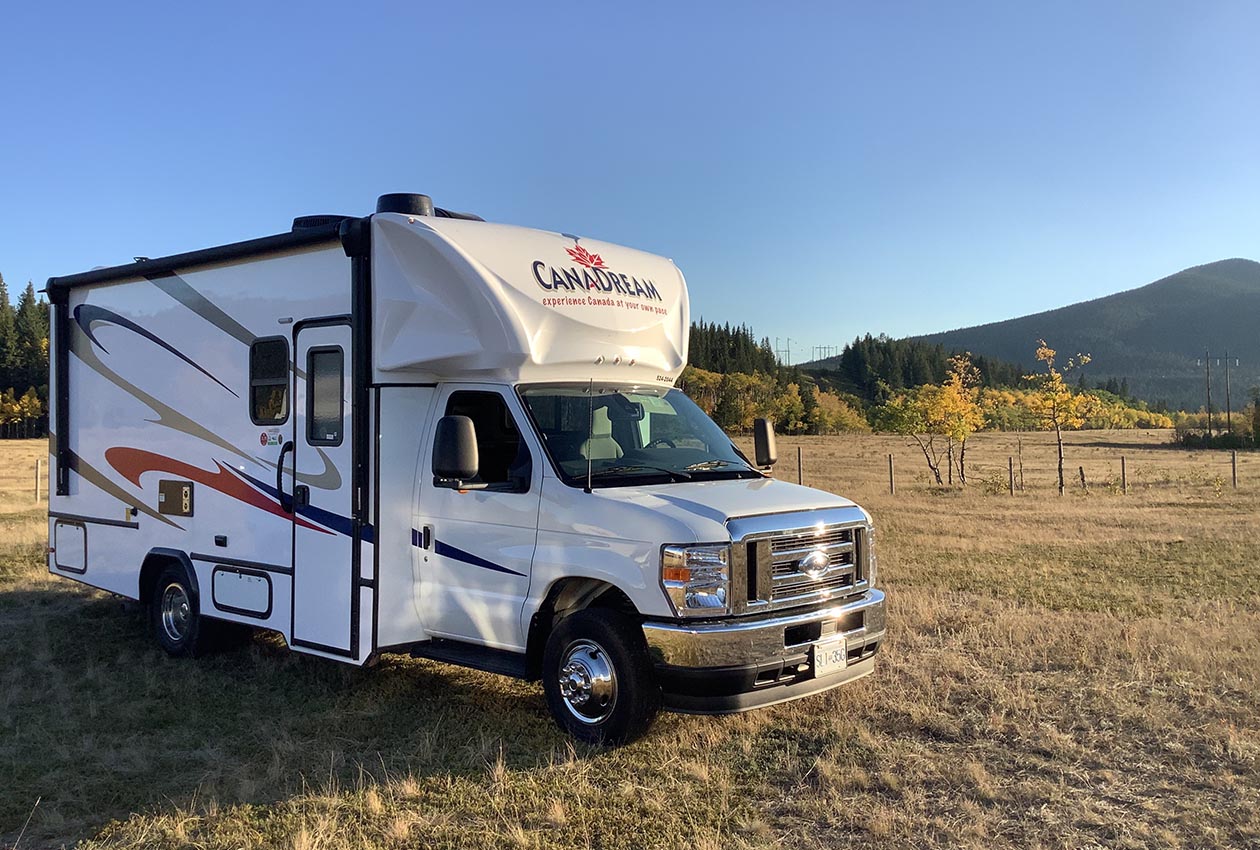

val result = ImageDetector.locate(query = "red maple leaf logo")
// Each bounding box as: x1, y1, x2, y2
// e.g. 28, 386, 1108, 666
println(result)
566, 244, 607, 269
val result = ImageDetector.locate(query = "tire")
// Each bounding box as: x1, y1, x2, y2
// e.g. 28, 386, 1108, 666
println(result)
150, 564, 211, 658
542, 608, 661, 746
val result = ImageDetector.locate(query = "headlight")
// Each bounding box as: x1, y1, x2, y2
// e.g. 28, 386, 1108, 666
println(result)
661, 544, 730, 616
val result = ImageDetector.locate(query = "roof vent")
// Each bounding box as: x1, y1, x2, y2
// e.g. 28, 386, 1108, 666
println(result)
434, 207, 486, 222
377, 193, 435, 216
292, 214, 353, 231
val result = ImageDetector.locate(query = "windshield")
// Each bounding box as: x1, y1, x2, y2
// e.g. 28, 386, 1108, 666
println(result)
518, 384, 760, 488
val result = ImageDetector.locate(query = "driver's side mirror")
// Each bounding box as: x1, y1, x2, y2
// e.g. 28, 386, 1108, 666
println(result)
433, 415, 480, 487
754, 418, 777, 468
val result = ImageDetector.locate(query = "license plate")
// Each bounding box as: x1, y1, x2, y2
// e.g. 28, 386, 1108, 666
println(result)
813, 635, 848, 677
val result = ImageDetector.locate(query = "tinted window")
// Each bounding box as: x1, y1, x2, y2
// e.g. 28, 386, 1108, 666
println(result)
443, 391, 531, 492
249, 338, 289, 425
307, 347, 344, 445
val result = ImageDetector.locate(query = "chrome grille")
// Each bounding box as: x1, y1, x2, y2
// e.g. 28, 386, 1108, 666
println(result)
771, 526, 854, 555
770, 527, 855, 578
728, 507, 872, 614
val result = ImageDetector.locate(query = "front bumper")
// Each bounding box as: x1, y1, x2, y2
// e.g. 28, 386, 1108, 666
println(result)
641, 589, 886, 714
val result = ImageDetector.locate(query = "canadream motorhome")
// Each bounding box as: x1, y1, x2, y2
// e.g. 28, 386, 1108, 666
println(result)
45, 193, 886, 743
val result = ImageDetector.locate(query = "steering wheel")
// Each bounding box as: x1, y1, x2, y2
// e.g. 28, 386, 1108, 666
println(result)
645, 438, 676, 449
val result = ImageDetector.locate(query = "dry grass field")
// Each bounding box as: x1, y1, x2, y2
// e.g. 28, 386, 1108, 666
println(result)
2, 431, 1258, 849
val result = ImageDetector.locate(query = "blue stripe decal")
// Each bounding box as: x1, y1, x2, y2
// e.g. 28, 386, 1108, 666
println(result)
235, 468, 374, 543
429, 538, 526, 577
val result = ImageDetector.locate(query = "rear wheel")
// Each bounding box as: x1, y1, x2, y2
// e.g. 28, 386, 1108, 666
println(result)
150, 565, 211, 657
542, 609, 660, 745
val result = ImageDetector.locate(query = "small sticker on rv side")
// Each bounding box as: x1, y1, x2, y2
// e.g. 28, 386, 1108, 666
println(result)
260, 429, 283, 447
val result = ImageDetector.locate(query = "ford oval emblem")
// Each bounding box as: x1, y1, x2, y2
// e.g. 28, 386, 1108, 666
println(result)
799, 550, 830, 578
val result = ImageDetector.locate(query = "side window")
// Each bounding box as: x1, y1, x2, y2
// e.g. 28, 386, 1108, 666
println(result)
307, 347, 344, 446
443, 391, 532, 493
250, 337, 289, 425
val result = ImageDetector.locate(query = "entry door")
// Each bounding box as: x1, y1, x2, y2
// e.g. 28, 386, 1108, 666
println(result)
291, 322, 355, 654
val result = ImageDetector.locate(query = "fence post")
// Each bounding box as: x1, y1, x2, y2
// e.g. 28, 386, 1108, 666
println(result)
1078, 466, 1087, 492
947, 444, 953, 486
1121, 456, 1127, 495
797, 446, 803, 486
35, 458, 41, 502
1232, 450, 1238, 489
888, 454, 895, 496
1008, 456, 1014, 495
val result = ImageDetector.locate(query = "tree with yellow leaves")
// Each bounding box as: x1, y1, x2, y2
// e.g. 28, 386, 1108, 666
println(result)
875, 353, 985, 486
18, 387, 42, 438
941, 353, 985, 484
1026, 340, 1094, 495
0, 388, 18, 438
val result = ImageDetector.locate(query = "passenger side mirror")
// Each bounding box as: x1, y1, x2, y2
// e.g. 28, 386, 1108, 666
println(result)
433, 415, 480, 486
753, 418, 777, 468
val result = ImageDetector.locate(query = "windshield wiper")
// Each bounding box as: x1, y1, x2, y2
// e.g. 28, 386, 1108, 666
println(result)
684, 459, 760, 476
683, 460, 734, 471
588, 464, 692, 483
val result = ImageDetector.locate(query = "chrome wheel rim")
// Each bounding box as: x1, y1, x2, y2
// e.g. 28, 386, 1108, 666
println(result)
557, 639, 617, 725
160, 582, 191, 643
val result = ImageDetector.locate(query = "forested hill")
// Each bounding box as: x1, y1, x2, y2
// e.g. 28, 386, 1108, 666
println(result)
688, 320, 780, 375
911, 258, 1260, 409
798, 335, 1025, 405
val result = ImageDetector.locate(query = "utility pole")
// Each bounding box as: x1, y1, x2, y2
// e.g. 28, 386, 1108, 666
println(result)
775, 337, 793, 365
1205, 348, 1213, 436
1225, 351, 1233, 434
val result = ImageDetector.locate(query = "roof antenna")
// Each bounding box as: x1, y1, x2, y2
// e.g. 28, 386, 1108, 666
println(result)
585, 378, 595, 494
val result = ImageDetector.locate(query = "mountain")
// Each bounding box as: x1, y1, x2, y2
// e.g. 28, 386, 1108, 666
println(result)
909, 258, 1260, 410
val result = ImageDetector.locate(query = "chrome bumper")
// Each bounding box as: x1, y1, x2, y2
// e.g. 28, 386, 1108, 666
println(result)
641, 588, 886, 669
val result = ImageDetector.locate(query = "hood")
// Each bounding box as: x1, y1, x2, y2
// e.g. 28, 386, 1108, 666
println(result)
540, 475, 863, 544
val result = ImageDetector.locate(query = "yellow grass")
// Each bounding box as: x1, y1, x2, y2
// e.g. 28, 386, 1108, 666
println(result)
1, 432, 1257, 849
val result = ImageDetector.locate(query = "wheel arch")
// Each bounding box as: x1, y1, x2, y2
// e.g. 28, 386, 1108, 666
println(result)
525, 577, 639, 679
139, 548, 200, 607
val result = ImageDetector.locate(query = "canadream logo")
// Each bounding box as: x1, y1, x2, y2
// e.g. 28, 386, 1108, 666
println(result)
532, 235, 663, 302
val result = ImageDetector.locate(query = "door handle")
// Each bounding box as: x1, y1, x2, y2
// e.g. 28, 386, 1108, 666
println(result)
276, 441, 294, 513
294, 484, 310, 509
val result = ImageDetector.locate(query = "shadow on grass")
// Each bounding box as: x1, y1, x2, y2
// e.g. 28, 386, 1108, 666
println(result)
0, 583, 582, 846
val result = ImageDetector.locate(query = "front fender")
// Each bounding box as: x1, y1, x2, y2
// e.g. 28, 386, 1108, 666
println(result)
523, 529, 670, 626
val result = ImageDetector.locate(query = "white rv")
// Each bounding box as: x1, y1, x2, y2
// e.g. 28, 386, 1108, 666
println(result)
45, 193, 885, 743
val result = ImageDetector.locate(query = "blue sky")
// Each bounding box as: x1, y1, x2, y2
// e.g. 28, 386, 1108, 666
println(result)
2, 1, 1257, 363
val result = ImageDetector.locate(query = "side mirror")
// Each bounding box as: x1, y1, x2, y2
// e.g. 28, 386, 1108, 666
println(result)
433, 415, 479, 485
753, 418, 777, 468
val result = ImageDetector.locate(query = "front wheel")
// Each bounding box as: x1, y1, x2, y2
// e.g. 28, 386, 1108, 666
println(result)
542, 609, 660, 745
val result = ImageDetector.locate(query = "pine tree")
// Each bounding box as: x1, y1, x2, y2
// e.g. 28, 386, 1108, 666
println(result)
0, 275, 15, 390
14, 282, 47, 399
